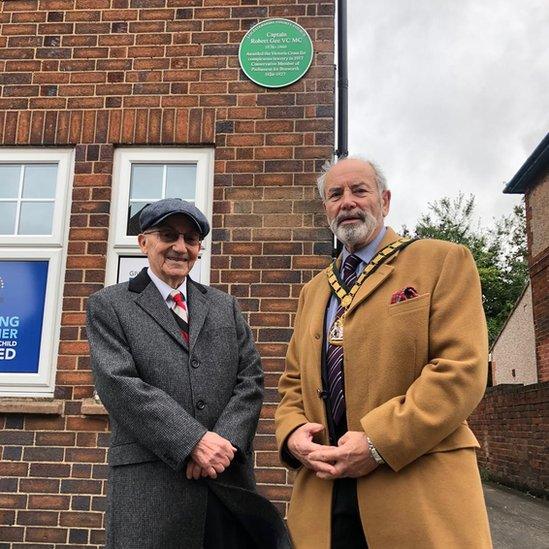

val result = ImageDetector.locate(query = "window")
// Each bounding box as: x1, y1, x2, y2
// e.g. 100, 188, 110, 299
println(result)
106, 148, 214, 286
0, 163, 57, 236
0, 149, 73, 396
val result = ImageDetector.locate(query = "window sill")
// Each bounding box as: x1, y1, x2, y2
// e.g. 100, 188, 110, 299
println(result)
81, 398, 108, 416
0, 398, 64, 415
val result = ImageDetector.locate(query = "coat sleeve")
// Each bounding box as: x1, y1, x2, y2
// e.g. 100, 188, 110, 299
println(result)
212, 297, 264, 456
86, 290, 207, 472
360, 244, 488, 472
275, 285, 310, 469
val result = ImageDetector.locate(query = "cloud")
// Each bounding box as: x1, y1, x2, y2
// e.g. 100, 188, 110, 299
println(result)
347, 0, 549, 229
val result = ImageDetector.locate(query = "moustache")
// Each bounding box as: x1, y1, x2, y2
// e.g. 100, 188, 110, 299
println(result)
335, 209, 367, 226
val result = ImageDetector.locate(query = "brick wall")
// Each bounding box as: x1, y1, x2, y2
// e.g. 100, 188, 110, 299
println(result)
468, 382, 549, 497
530, 250, 549, 383
0, 1, 335, 546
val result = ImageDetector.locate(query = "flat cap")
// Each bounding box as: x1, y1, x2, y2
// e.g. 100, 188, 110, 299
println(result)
139, 198, 210, 238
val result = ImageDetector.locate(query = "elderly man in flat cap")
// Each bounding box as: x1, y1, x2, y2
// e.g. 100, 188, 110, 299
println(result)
87, 198, 289, 549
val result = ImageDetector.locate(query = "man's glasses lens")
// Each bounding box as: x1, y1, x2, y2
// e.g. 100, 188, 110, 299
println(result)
153, 230, 200, 246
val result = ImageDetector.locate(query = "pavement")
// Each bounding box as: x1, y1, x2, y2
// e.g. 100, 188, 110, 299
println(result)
484, 482, 549, 548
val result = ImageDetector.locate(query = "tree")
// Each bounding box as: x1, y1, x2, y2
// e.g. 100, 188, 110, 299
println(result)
402, 193, 528, 345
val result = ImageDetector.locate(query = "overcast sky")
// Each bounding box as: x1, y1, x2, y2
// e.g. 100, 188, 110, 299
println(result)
347, 0, 548, 230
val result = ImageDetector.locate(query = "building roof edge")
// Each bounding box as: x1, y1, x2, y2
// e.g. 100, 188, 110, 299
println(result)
503, 133, 549, 194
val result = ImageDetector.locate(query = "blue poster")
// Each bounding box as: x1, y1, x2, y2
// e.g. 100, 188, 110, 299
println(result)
0, 260, 49, 373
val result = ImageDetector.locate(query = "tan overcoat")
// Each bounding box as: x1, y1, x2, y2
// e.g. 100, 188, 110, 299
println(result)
275, 228, 492, 548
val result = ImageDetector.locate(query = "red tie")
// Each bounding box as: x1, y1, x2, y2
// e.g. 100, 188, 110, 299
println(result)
170, 290, 189, 343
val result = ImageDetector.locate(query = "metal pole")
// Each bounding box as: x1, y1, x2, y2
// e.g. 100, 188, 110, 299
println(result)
333, 0, 348, 256
336, 0, 348, 159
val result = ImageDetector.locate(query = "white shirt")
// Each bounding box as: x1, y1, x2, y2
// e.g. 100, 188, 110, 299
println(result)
147, 267, 187, 310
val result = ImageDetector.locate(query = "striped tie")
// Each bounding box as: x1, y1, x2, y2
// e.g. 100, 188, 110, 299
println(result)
170, 290, 189, 343
326, 253, 362, 426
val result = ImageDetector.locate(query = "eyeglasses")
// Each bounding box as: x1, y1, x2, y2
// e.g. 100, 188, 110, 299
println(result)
145, 229, 201, 246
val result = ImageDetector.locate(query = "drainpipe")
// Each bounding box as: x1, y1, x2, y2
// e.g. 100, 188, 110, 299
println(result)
336, 0, 348, 159
333, 0, 348, 257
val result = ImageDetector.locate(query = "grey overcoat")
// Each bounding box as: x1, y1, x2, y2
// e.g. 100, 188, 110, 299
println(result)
86, 268, 289, 549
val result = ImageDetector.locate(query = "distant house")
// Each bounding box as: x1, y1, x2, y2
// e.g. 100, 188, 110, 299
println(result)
504, 132, 549, 383
490, 283, 537, 386
468, 133, 548, 496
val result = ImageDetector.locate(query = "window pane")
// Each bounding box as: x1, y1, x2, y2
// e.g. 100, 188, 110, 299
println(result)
18, 202, 54, 235
22, 164, 57, 198
127, 201, 149, 236
0, 165, 21, 198
0, 202, 17, 234
130, 164, 163, 199
166, 164, 197, 199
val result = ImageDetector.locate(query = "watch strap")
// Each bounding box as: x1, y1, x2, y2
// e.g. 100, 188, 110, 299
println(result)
367, 437, 385, 465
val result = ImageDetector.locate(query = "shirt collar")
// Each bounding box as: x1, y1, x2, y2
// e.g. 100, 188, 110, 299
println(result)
341, 226, 387, 267
147, 267, 187, 305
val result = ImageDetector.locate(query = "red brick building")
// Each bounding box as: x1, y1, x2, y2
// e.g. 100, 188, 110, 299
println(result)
0, 1, 336, 545
468, 133, 549, 497
512, 133, 549, 384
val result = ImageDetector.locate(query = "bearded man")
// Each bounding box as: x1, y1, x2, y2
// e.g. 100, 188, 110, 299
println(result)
275, 157, 492, 548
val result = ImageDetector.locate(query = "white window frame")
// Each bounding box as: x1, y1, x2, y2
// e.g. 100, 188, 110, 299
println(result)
0, 149, 73, 397
106, 148, 215, 286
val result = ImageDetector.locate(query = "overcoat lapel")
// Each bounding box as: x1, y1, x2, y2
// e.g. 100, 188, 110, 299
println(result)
346, 264, 394, 314
336, 227, 403, 315
186, 278, 209, 353
130, 268, 189, 351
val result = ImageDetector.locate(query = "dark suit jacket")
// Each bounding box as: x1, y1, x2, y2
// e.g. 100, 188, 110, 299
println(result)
87, 269, 290, 549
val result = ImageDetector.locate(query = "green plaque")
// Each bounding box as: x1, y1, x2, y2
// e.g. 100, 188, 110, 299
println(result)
239, 18, 314, 88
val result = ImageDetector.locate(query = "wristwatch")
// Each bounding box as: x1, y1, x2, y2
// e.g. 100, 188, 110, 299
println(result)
367, 437, 385, 465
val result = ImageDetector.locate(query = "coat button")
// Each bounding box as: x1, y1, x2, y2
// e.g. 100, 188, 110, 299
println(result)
314, 334, 320, 339
191, 358, 200, 369
196, 400, 205, 410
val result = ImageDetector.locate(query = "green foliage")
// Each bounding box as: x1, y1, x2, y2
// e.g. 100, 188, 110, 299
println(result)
402, 193, 528, 345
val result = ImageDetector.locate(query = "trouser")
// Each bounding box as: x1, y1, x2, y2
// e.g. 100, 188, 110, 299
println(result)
331, 477, 368, 549
203, 490, 256, 549
330, 416, 368, 549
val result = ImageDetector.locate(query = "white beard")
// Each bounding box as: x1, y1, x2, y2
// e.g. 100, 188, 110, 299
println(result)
329, 209, 381, 250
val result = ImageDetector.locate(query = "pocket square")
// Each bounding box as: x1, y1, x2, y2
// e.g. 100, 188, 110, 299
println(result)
390, 286, 419, 304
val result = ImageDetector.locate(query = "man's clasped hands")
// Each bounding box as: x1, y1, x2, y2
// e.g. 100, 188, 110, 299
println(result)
186, 431, 237, 480
186, 422, 379, 481
286, 423, 379, 479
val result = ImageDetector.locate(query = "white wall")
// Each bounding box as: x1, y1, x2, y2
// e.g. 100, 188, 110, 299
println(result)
492, 284, 537, 385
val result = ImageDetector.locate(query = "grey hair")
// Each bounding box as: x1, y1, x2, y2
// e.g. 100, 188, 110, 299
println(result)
316, 156, 388, 200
